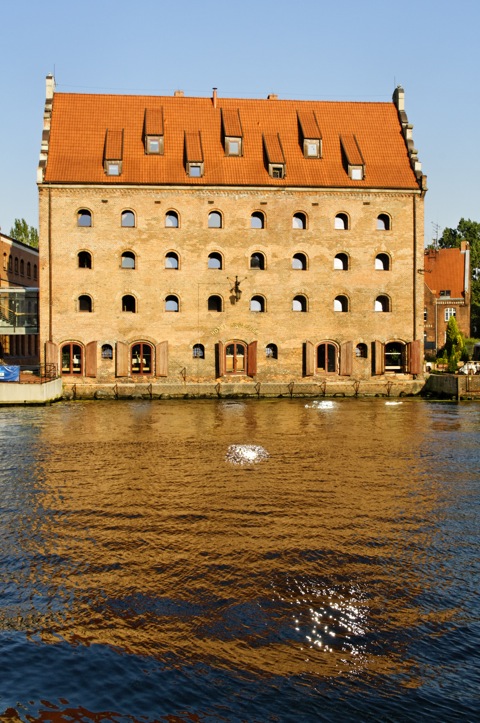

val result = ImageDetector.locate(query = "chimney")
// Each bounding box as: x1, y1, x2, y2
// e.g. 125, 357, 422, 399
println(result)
174, 89, 184, 97
267, 93, 278, 100
212, 87, 217, 108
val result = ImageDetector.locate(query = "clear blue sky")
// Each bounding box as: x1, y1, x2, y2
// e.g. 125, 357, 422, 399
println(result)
1, 0, 479, 244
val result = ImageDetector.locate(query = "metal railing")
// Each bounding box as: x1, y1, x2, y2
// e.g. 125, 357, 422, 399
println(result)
16, 364, 58, 383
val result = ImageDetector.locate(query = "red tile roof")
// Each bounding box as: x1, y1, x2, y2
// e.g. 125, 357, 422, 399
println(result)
340, 134, 364, 166
297, 109, 322, 140
424, 247, 468, 299
44, 93, 420, 188
221, 109, 243, 138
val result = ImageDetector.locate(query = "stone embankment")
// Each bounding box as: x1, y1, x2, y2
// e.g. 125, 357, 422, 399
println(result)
61, 378, 425, 400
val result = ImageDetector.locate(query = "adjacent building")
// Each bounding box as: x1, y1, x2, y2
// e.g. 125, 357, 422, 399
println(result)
424, 243, 471, 353
0, 231, 39, 363
37, 76, 426, 384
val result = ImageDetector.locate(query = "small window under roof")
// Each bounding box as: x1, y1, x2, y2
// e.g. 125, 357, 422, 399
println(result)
185, 131, 204, 177
340, 134, 365, 180
222, 109, 243, 156
104, 129, 124, 176
263, 134, 286, 178
144, 108, 164, 155
297, 110, 322, 158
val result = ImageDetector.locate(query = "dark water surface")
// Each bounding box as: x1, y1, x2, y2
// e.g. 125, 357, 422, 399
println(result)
0, 399, 479, 722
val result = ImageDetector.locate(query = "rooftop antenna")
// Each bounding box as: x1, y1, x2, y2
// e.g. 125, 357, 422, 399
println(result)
432, 222, 441, 247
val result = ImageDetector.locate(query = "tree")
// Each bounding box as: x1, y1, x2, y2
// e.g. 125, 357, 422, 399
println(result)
445, 316, 464, 372
9, 218, 39, 249
438, 218, 480, 335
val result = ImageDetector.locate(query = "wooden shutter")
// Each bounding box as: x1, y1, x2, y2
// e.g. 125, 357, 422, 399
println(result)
215, 341, 225, 377
247, 341, 257, 377
85, 341, 97, 378
155, 341, 168, 377
340, 341, 353, 376
372, 340, 385, 375
408, 339, 421, 375
45, 341, 58, 367
115, 341, 129, 377
304, 340, 314, 376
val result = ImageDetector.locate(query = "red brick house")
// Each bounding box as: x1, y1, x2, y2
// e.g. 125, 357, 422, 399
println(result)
424, 242, 470, 354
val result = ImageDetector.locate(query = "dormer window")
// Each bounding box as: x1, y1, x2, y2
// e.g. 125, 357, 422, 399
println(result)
271, 165, 285, 179
144, 108, 164, 155
225, 137, 242, 156
263, 134, 286, 179
340, 135, 365, 181
297, 110, 322, 159
185, 132, 204, 177
222, 109, 243, 156
103, 129, 124, 176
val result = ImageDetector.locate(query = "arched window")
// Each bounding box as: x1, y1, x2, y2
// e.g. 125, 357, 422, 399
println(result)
356, 343, 368, 358
208, 295, 223, 312
334, 295, 349, 312
78, 295, 92, 312
250, 295, 265, 312
101, 344, 113, 359
334, 253, 349, 270
165, 252, 179, 269
131, 343, 152, 375
334, 213, 349, 230
165, 294, 179, 311
122, 294, 136, 312
317, 342, 338, 373
8, 256, 12, 272
77, 251, 92, 268
375, 253, 390, 270
208, 211, 222, 228
14, 258, 18, 273
77, 209, 92, 227
266, 343, 278, 359
27, 262, 31, 278
292, 212, 307, 229
121, 210, 135, 227
165, 210, 179, 228
292, 253, 307, 270
208, 252, 223, 269
20, 260, 24, 276
375, 295, 390, 312
251, 212, 265, 229
377, 214, 391, 231
292, 295, 307, 312
61, 343, 83, 375
193, 343, 205, 358
3, 253, 7, 271
250, 252, 265, 270
121, 251, 136, 269
33, 265, 38, 280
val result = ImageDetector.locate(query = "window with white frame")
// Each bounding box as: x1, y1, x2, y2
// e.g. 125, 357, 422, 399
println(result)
444, 307, 456, 321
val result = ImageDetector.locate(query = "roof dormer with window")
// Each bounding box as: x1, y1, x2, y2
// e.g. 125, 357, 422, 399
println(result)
104, 129, 124, 176
263, 133, 286, 179
297, 110, 322, 159
221, 109, 243, 156
340, 134, 365, 181
144, 108, 164, 155
185, 131, 204, 177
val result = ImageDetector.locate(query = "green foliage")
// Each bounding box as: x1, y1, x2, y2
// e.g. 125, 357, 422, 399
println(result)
438, 218, 480, 334
445, 316, 465, 372
9, 218, 39, 249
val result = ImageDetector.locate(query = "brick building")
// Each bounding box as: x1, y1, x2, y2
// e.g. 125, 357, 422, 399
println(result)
0, 231, 39, 362
424, 243, 471, 353
37, 76, 426, 384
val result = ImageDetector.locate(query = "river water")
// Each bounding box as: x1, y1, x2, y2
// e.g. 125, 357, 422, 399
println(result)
0, 398, 478, 722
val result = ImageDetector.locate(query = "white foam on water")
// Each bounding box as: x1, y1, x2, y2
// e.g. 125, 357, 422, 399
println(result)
225, 444, 269, 465
385, 401, 403, 406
